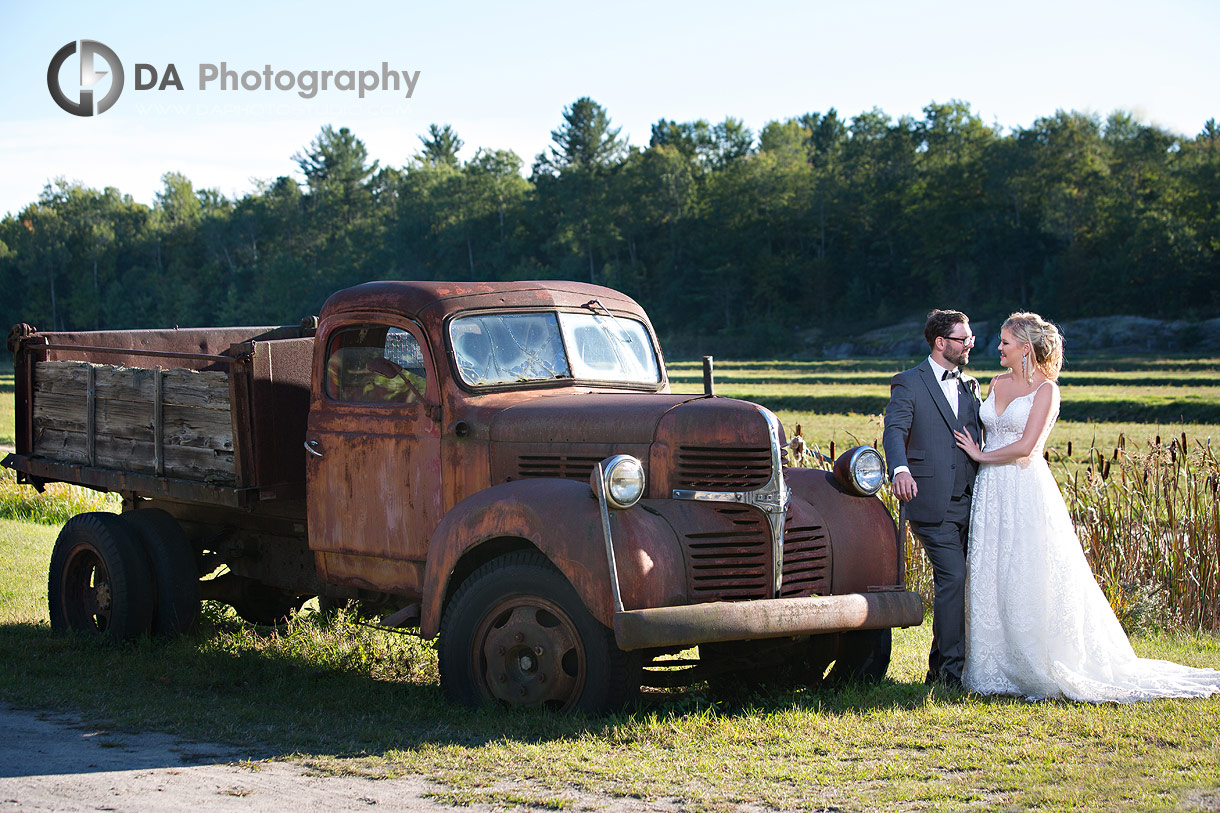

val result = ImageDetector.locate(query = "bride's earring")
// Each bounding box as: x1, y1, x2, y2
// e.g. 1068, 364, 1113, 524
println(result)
1022, 353, 1030, 383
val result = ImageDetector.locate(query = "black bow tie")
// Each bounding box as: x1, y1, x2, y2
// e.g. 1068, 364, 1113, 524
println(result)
942, 369, 960, 381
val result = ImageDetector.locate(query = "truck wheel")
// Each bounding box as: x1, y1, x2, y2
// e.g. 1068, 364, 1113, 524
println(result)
700, 639, 803, 695
818, 628, 892, 686
48, 512, 154, 641
438, 551, 639, 713
121, 509, 201, 637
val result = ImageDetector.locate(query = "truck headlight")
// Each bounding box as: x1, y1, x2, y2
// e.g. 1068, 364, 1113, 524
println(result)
593, 455, 646, 509
833, 445, 885, 496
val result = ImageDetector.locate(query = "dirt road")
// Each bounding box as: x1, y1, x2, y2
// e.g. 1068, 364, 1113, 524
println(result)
0, 704, 689, 812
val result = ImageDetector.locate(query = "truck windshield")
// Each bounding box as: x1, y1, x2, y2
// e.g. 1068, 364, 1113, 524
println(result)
450, 312, 660, 387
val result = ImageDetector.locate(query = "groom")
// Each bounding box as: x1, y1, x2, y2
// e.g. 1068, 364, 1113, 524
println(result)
882, 309, 983, 689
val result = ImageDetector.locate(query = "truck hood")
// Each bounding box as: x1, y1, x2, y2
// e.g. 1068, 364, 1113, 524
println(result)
488, 393, 701, 445
486, 392, 781, 499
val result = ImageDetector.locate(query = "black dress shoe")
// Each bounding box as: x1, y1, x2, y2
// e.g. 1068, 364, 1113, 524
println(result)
926, 672, 964, 690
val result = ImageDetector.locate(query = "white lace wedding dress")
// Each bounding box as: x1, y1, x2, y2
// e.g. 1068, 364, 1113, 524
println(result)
962, 383, 1220, 702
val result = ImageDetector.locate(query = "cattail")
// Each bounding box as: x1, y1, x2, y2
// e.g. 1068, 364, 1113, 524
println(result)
829, 441, 836, 460
1067, 440, 1074, 457
1102, 460, 1111, 480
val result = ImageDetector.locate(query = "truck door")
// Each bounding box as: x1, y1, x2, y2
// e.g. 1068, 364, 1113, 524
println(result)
305, 318, 441, 587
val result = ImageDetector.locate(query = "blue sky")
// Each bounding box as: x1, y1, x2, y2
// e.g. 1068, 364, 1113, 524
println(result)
3, 0, 1217, 218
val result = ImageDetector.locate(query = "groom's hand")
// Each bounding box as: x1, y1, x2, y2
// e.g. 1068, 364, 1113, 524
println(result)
892, 471, 918, 502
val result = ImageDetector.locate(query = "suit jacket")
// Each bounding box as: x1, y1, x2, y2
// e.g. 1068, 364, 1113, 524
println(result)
882, 360, 983, 525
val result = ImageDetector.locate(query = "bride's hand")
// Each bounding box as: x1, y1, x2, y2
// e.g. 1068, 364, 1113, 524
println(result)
954, 429, 983, 461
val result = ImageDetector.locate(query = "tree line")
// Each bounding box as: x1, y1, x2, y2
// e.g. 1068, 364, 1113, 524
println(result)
2, 98, 1217, 356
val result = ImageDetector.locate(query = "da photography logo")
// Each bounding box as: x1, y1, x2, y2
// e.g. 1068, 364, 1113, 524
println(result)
48, 40, 124, 116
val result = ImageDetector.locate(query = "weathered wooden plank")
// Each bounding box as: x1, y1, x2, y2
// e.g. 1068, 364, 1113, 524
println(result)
86, 365, 96, 467
33, 428, 236, 482
154, 366, 165, 477
31, 361, 87, 398
32, 393, 234, 450
34, 374, 231, 410
33, 361, 230, 409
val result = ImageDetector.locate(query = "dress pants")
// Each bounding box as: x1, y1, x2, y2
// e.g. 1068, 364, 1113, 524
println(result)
910, 492, 971, 683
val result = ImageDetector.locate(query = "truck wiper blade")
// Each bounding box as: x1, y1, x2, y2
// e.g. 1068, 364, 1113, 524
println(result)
585, 298, 633, 344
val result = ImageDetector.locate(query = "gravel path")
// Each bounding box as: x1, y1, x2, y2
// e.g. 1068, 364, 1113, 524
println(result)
0, 704, 692, 812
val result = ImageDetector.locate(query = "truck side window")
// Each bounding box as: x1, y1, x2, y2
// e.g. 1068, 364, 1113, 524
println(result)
324, 325, 427, 404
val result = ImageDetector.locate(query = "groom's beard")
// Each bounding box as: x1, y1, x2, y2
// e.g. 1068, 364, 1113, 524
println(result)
944, 345, 970, 368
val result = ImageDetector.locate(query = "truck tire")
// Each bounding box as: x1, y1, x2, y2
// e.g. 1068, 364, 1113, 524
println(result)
700, 639, 804, 695
438, 551, 640, 714
820, 628, 892, 686
48, 512, 154, 641
121, 509, 201, 637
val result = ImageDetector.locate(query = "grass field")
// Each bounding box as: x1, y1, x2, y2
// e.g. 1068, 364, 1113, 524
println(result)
1, 517, 1218, 810
0, 360, 13, 448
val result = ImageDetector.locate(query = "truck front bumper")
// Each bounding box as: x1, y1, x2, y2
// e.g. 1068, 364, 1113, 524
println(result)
612, 589, 924, 652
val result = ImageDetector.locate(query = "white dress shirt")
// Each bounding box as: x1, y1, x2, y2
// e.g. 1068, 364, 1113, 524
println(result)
893, 355, 962, 479
928, 355, 962, 419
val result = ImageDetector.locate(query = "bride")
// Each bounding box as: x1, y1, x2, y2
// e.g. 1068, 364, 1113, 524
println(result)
953, 312, 1220, 702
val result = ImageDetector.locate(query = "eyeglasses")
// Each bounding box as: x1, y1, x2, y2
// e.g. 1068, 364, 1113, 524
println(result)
943, 334, 975, 347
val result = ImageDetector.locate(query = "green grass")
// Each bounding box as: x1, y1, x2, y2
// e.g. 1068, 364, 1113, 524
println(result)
0, 519, 57, 622
0, 359, 13, 448
0, 465, 119, 523
2, 516, 1219, 810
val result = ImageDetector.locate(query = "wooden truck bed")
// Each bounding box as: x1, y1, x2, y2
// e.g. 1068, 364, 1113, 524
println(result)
32, 362, 235, 483
4, 324, 315, 508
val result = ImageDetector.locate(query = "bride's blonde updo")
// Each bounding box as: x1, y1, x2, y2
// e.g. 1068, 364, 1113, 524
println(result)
1003, 312, 1064, 383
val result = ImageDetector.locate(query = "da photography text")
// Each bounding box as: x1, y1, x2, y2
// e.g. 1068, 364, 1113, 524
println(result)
48, 39, 421, 117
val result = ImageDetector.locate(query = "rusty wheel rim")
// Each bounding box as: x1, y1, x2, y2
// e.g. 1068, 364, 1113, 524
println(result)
473, 597, 586, 711
61, 544, 112, 633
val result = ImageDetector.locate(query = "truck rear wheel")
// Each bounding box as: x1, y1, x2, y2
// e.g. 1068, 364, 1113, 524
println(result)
121, 509, 201, 637
438, 551, 639, 713
48, 512, 154, 641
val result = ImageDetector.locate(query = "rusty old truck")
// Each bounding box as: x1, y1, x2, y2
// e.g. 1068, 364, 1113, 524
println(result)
4, 280, 922, 712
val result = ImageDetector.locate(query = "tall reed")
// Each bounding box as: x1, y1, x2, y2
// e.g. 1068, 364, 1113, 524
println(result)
1058, 432, 1219, 633
791, 423, 1218, 633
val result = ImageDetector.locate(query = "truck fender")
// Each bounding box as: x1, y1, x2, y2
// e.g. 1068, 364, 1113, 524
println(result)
785, 468, 899, 593
420, 478, 685, 638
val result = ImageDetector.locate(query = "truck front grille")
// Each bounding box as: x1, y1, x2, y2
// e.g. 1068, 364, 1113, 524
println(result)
515, 454, 601, 480
675, 446, 772, 490
684, 507, 770, 599
779, 516, 830, 597
681, 506, 831, 601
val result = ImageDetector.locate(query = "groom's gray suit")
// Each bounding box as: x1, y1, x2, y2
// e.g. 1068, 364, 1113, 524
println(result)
883, 359, 983, 685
